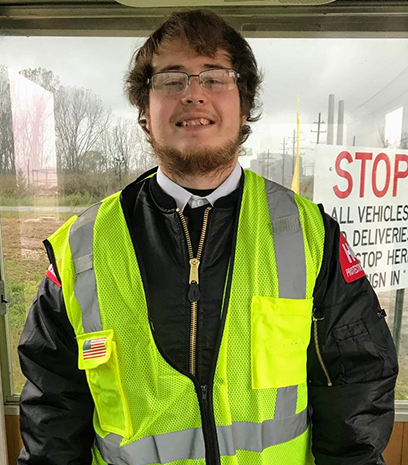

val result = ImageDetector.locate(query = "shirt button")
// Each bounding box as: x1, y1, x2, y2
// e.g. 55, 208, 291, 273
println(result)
197, 199, 204, 207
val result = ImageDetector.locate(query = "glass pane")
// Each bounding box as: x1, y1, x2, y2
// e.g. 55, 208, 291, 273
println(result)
0, 36, 407, 399
243, 38, 408, 400
0, 38, 155, 394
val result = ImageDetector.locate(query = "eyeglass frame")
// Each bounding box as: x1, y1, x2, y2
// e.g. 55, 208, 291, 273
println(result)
147, 68, 241, 94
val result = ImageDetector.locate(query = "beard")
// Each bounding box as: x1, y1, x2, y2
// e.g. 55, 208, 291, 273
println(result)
150, 130, 241, 180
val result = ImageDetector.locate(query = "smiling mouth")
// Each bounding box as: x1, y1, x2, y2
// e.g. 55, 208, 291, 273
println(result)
176, 118, 215, 127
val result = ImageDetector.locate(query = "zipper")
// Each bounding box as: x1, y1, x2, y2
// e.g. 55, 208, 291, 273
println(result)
312, 313, 333, 387
200, 385, 217, 465
176, 206, 212, 376
177, 206, 219, 465
198, 189, 242, 465
172, 179, 243, 465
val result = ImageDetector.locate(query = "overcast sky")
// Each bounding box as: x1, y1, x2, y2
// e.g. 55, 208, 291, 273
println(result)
1, 36, 408, 167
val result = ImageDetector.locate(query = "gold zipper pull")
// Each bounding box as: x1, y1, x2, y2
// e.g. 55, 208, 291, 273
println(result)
188, 259, 201, 303
189, 258, 200, 284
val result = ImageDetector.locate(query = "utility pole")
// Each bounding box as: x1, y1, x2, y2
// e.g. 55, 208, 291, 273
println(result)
289, 129, 305, 174
279, 138, 287, 185
257, 149, 272, 180
311, 112, 326, 144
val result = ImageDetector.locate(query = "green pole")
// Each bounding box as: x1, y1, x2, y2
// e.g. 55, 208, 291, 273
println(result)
392, 288, 405, 356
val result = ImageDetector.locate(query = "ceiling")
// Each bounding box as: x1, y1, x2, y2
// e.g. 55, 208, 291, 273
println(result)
0, 1, 407, 37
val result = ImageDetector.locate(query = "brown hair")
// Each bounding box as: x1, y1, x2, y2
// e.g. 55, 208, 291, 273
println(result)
125, 9, 262, 145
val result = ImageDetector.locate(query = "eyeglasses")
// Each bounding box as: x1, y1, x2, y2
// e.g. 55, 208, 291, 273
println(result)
148, 68, 240, 95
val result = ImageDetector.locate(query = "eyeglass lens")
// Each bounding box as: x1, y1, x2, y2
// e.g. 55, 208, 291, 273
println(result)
152, 69, 237, 95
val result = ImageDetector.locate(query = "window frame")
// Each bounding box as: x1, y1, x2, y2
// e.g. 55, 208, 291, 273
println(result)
0, 220, 14, 405
1, 0, 408, 421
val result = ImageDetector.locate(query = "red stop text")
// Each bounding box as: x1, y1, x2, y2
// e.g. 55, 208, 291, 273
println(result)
333, 151, 408, 199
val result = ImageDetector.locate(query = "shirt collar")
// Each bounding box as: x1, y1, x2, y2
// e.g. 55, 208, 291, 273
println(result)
156, 162, 242, 211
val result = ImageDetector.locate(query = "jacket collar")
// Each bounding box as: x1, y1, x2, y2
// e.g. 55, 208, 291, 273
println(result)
156, 163, 242, 211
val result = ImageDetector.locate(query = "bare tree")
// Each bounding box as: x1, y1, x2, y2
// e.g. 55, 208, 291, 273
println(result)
18, 66, 153, 180
19, 67, 60, 94
103, 119, 132, 183
379, 126, 408, 150
400, 131, 408, 150
0, 65, 15, 174
55, 86, 110, 173
135, 134, 155, 174
378, 126, 390, 149
82, 150, 107, 174
17, 68, 60, 173
19, 68, 110, 175
103, 118, 153, 182
11, 79, 56, 181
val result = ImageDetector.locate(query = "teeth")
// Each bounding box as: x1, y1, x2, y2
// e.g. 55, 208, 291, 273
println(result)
181, 118, 212, 127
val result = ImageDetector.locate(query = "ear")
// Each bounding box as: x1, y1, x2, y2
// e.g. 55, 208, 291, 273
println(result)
241, 114, 247, 126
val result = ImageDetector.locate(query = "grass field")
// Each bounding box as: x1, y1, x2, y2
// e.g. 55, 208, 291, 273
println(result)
1, 210, 75, 393
1, 208, 408, 399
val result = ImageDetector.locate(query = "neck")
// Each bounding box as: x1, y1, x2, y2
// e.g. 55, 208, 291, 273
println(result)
161, 162, 237, 190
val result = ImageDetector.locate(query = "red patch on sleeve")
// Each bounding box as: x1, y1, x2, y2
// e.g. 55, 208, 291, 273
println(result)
339, 233, 366, 283
46, 264, 61, 288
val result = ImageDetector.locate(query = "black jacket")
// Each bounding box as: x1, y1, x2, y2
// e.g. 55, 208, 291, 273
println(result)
18, 169, 398, 465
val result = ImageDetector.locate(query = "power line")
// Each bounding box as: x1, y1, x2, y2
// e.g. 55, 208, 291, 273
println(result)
345, 63, 408, 119
348, 86, 408, 126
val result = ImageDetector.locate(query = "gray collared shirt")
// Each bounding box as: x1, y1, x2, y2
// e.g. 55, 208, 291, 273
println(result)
156, 162, 242, 211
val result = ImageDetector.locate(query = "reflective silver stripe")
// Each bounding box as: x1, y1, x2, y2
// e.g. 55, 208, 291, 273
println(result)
274, 385, 298, 419
97, 428, 206, 465
218, 408, 308, 455
69, 203, 102, 333
97, 409, 307, 464
264, 178, 306, 299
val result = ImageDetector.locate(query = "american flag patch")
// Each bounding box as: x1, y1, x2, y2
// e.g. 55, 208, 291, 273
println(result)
83, 337, 107, 360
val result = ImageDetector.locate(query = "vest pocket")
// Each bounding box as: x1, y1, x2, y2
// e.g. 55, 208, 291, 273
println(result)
77, 329, 133, 439
251, 296, 313, 389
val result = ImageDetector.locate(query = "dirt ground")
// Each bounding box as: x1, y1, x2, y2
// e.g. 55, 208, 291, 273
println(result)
1, 211, 69, 393
1, 212, 408, 398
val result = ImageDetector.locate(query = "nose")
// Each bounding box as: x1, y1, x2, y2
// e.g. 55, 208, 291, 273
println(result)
181, 76, 206, 105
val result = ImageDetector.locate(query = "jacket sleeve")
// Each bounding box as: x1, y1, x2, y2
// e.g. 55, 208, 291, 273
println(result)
18, 275, 95, 465
308, 205, 399, 465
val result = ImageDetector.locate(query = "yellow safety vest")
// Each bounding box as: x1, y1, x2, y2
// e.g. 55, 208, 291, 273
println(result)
47, 169, 325, 465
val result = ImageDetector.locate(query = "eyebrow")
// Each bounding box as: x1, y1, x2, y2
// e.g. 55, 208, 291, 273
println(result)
155, 63, 228, 74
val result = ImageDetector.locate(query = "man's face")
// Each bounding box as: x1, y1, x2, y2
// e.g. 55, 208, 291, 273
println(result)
146, 40, 246, 177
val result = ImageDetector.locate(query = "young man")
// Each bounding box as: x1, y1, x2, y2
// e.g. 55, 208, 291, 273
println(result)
18, 9, 398, 465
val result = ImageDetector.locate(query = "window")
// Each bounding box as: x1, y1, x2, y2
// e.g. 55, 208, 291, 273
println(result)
1, 36, 407, 406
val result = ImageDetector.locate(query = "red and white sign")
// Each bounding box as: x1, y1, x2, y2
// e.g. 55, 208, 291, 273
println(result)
332, 150, 408, 200
339, 232, 365, 283
314, 145, 408, 291
46, 264, 61, 288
